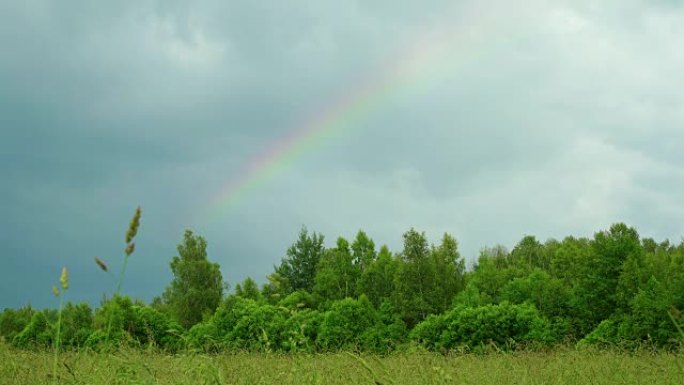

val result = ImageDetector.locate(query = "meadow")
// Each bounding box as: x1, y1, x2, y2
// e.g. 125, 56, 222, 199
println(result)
3, 214, 683, 384
1, 343, 681, 385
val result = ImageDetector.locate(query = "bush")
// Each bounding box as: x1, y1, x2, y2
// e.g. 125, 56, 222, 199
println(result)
0, 306, 34, 343
210, 297, 253, 337
129, 306, 184, 351
225, 301, 288, 351
12, 311, 53, 348
84, 295, 143, 350
186, 321, 221, 352
410, 314, 446, 351
60, 302, 94, 348
282, 309, 324, 352
359, 301, 407, 353
580, 277, 682, 348
317, 296, 379, 351
278, 291, 317, 311
412, 302, 554, 351
579, 319, 620, 347
623, 277, 680, 346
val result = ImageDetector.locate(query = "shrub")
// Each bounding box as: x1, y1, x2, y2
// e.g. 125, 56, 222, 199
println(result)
412, 302, 554, 351
12, 311, 54, 348
317, 296, 379, 351
0, 306, 34, 343
186, 321, 221, 352
278, 291, 317, 311
581, 277, 682, 348
359, 301, 407, 353
579, 319, 620, 347
59, 302, 93, 348
225, 301, 288, 351
85, 295, 147, 349
410, 314, 446, 351
129, 306, 184, 351
210, 296, 253, 337
282, 309, 324, 352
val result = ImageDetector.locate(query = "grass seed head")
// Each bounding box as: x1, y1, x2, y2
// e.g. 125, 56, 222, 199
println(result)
125, 206, 142, 243
94, 257, 109, 272
60, 267, 69, 290
125, 242, 136, 256
52, 286, 59, 297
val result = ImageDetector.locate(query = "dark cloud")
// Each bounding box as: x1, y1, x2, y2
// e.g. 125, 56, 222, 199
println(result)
2, 0, 684, 308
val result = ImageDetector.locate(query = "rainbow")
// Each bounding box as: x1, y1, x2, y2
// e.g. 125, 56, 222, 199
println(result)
202, 4, 510, 220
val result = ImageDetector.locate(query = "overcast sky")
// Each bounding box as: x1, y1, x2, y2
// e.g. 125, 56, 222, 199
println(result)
2, 0, 683, 309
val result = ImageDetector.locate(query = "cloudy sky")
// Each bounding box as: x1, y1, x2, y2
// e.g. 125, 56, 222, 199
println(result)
2, 0, 683, 308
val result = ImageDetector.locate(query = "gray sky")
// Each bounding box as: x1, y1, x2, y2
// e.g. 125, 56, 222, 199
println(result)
2, 0, 683, 308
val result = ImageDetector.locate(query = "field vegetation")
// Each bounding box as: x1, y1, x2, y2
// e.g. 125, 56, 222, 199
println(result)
1, 343, 682, 385
1, 208, 683, 383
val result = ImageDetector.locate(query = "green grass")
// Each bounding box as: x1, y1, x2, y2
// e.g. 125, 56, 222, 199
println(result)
1, 343, 681, 385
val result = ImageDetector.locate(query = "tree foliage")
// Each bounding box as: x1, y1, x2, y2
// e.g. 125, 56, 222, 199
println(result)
275, 227, 325, 294
161, 230, 224, 329
314, 237, 360, 304
7, 222, 684, 353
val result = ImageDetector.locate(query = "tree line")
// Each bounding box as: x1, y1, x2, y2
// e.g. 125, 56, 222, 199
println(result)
1, 223, 683, 353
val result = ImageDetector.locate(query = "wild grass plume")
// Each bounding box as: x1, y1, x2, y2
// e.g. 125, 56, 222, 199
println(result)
100, 206, 142, 345
59, 267, 68, 290
94, 257, 108, 273
125, 206, 141, 244
52, 266, 68, 385
117, 206, 141, 293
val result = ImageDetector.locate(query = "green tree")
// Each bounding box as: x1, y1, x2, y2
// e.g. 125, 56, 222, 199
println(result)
234, 277, 263, 302
501, 269, 570, 319
275, 227, 325, 293
351, 230, 376, 274
358, 245, 398, 307
394, 229, 435, 326
549, 236, 592, 284
510, 235, 547, 271
161, 230, 224, 329
261, 272, 290, 304
467, 246, 524, 304
572, 223, 640, 334
313, 237, 359, 303
428, 233, 466, 313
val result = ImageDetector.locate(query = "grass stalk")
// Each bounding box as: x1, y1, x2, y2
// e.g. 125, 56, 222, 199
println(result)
52, 267, 68, 385
102, 207, 141, 346
52, 292, 63, 385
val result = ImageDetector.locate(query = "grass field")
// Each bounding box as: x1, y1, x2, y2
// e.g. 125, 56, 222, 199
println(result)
1, 344, 682, 385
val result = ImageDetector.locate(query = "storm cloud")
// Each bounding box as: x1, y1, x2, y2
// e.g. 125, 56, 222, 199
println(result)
2, 0, 683, 308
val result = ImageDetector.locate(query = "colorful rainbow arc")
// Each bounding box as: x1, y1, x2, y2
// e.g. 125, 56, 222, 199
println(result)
204, 66, 402, 218
201, 5, 511, 221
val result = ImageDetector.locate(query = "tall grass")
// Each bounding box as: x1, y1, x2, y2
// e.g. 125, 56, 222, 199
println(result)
97, 207, 141, 345
668, 308, 683, 373
51, 267, 68, 385
1, 345, 681, 385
